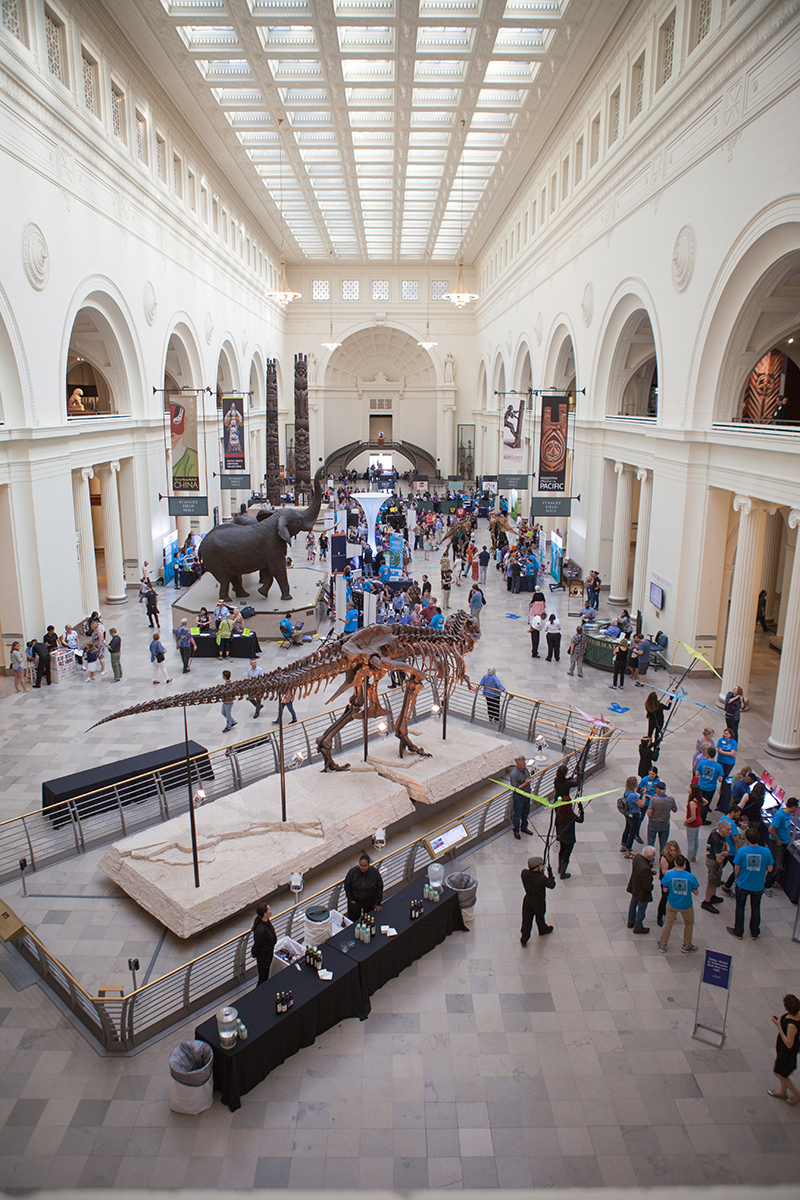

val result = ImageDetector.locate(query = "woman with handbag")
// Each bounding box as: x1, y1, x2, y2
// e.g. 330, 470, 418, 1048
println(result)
620, 775, 645, 857
150, 633, 171, 684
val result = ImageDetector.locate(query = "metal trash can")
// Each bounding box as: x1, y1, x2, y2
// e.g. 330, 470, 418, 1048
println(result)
169, 1039, 214, 1114
444, 871, 478, 922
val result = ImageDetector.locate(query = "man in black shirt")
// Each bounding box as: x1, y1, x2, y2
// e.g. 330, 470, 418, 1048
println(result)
344, 853, 384, 921
520, 856, 556, 943
31, 641, 51, 687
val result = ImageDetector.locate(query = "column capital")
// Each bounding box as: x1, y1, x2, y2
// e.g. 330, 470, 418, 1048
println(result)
733, 494, 778, 517
109, 460, 121, 475
788, 510, 800, 532
614, 460, 627, 476
80, 466, 94, 483
636, 467, 650, 483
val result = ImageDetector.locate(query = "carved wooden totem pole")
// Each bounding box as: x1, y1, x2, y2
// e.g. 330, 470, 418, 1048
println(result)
266, 357, 281, 506
294, 352, 310, 503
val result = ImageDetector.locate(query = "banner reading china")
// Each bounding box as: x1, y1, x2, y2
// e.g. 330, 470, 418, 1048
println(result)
537, 394, 569, 493
222, 394, 246, 472
170, 396, 200, 492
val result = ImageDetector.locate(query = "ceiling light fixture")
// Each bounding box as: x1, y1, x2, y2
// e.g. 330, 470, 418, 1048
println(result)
266, 119, 301, 307
443, 121, 479, 310
321, 252, 342, 350
417, 275, 438, 350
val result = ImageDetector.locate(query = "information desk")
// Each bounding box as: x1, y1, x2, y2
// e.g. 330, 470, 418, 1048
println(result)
42, 741, 213, 827
327, 877, 468, 997
195, 944, 368, 1111
191, 632, 261, 659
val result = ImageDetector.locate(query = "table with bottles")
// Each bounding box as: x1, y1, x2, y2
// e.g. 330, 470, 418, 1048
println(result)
195, 876, 468, 1110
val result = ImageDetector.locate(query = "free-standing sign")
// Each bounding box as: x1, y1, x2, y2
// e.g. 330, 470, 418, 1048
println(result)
693, 949, 733, 1047
537, 393, 569, 493
222, 394, 246, 471
389, 532, 404, 579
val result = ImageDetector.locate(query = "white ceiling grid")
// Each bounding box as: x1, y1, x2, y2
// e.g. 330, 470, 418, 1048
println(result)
158, 0, 570, 262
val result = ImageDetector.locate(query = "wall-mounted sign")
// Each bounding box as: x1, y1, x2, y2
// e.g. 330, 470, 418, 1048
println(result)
220, 473, 251, 490
167, 496, 208, 517
498, 473, 528, 490
531, 497, 572, 518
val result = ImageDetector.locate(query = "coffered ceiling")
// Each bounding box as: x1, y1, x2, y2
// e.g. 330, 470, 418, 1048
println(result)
109, 0, 621, 264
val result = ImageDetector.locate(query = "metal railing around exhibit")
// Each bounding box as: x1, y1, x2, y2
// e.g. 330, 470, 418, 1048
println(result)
0, 682, 612, 886
7, 685, 614, 1052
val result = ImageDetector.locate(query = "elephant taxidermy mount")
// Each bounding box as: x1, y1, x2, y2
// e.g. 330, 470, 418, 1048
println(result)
199, 467, 324, 602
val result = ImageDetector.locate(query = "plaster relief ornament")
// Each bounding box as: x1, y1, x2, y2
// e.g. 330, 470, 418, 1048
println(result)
22, 223, 49, 290
581, 282, 594, 328
205, 311, 213, 345
671, 225, 696, 293
534, 313, 543, 346
92, 612, 479, 773
143, 281, 157, 326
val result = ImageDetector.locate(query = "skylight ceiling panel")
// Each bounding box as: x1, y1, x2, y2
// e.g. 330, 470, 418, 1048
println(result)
287, 110, 333, 124
351, 130, 395, 144
407, 130, 451, 145
413, 60, 467, 83
298, 147, 342, 160
268, 59, 324, 81
177, 26, 239, 53
211, 88, 263, 105
412, 87, 459, 105
353, 149, 394, 162
345, 88, 394, 106
419, 0, 482, 16
340, 59, 395, 83
348, 111, 394, 127
257, 25, 318, 51
251, 0, 312, 14
280, 88, 328, 103
237, 130, 280, 145
484, 59, 539, 83
470, 110, 514, 125
225, 111, 274, 128
502, 0, 566, 18
198, 60, 254, 82
476, 86, 524, 106
464, 130, 508, 146
406, 149, 448, 162
409, 111, 454, 126
162, 1, 226, 14
355, 163, 394, 175
293, 130, 338, 143
337, 26, 395, 53
333, 0, 396, 16
415, 27, 474, 53
357, 185, 393, 196
404, 162, 444, 176
495, 26, 553, 50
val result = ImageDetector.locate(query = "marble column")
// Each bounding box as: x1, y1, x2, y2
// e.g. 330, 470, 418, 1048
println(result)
760, 510, 782, 623
767, 510, 800, 758
443, 403, 456, 477
608, 462, 634, 605
777, 524, 796, 638
631, 468, 652, 617
719, 494, 773, 703
99, 462, 127, 603
72, 467, 99, 616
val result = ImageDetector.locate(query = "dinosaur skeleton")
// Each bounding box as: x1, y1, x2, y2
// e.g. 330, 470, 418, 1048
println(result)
91, 612, 479, 773
437, 514, 476, 553
488, 511, 518, 550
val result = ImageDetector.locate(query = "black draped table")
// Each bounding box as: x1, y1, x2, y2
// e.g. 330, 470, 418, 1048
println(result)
195, 945, 368, 1111
195, 877, 468, 1110
191, 632, 261, 659
327, 876, 468, 996
42, 741, 213, 827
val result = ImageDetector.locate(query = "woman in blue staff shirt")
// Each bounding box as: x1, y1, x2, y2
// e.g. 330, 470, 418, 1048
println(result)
715, 727, 738, 814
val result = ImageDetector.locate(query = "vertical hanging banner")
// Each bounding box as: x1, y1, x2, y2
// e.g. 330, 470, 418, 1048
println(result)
499, 399, 526, 490
389, 532, 404, 580
170, 396, 200, 492
537, 393, 569, 493
222, 394, 246, 472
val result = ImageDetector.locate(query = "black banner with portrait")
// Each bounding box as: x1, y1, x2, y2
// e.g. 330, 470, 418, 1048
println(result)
537, 394, 569, 493
222, 394, 246, 472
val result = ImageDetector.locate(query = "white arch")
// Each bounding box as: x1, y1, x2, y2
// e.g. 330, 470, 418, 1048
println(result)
0, 281, 33, 426
687, 200, 800, 427
541, 317, 579, 393
590, 280, 663, 423
161, 315, 205, 393
511, 339, 533, 394
216, 336, 242, 392
60, 277, 147, 418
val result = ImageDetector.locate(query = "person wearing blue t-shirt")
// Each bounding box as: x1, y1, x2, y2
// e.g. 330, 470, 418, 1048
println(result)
638, 768, 661, 799
728, 828, 773, 940
715, 729, 737, 813
696, 748, 724, 823
343, 607, 359, 633
769, 796, 799, 890
429, 608, 444, 630
621, 775, 646, 855
658, 855, 699, 954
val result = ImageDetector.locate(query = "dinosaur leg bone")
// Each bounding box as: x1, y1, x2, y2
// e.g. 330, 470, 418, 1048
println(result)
316, 696, 360, 772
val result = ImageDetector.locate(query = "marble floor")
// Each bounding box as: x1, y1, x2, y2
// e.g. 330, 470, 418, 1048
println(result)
0, 531, 798, 1192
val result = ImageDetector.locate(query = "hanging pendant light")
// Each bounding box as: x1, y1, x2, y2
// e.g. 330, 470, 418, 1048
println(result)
266, 119, 301, 307
443, 121, 479, 309
417, 271, 439, 349
321, 253, 341, 349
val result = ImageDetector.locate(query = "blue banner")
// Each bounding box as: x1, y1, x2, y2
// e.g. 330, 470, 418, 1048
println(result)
389, 532, 404, 579
702, 950, 732, 989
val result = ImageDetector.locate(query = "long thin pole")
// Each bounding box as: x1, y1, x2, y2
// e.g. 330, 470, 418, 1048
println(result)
184, 705, 201, 888
442, 695, 447, 741
363, 677, 370, 761
278, 702, 287, 823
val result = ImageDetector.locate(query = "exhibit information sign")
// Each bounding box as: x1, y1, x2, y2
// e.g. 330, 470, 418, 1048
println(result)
537, 393, 569, 493
170, 395, 200, 492
389, 532, 404, 579
222, 394, 246, 471
220, 474, 251, 490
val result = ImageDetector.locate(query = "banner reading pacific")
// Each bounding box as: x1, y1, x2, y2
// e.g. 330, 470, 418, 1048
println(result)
222, 394, 246, 472
537, 393, 569, 492
170, 396, 200, 492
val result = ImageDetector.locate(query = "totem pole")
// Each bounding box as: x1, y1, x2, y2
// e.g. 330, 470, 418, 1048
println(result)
266, 357, 281, 506
294, 352, 310, 503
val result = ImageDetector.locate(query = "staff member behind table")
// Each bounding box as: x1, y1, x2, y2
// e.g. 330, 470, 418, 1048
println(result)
344, 853, 384, 921
251, 903, 277, 986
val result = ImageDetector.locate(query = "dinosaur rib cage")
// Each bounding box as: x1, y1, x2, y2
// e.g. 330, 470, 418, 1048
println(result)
90, 612, 477, 729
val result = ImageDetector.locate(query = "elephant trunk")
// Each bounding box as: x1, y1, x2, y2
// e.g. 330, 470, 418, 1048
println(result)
298, 466, 325, 531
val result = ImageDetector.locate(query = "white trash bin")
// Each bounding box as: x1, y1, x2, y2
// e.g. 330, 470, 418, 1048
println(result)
168, 1039, 214, 1114
304, 905, 333, 946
